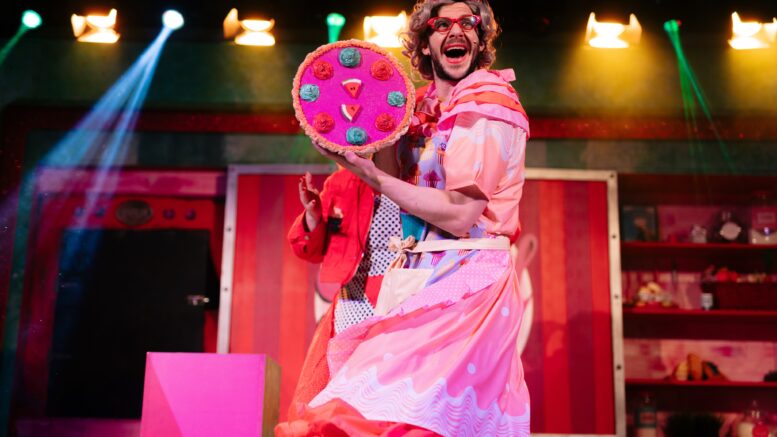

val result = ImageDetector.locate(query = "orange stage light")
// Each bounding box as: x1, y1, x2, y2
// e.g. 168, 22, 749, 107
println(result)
224, 8, 276, 46
71, 9, 119, 44
585, 12, 641, 49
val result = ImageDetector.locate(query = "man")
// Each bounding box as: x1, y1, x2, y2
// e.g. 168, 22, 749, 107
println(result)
278, 1, 530, 435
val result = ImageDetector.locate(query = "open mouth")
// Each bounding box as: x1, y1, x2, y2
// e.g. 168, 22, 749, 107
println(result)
442, 43, 469, 63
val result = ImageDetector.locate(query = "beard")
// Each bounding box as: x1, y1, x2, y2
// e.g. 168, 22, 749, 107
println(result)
430, 46, 480, 82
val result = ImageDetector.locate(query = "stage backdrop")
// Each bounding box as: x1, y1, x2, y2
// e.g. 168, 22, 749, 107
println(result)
220, 165, 625, 436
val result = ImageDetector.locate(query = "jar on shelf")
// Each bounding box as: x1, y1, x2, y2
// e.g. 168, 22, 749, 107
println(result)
737, 400, 771, 437
711, 210, 746, 244
690, 224, 708, 243
750, 190, 777, 245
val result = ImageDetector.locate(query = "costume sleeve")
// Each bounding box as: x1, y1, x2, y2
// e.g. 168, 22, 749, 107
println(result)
437, 70, 529, 199
287, 211, 327, 263
443, 113, 524, 199
287, 173, 340, 263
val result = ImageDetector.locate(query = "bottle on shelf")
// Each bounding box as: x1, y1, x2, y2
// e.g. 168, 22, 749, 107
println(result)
634, 392, 658, 437
700, 266, 716, 310
749, 190, 777, 245
700, 292, 714, 311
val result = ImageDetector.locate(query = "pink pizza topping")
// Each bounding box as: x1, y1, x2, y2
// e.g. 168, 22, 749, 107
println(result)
341, 78, 363, 98
312, 60, 334, 80
313, 113, 335, 133
375, 113, 395, 132
340, 104, 361, 122
370, 59, 394, 81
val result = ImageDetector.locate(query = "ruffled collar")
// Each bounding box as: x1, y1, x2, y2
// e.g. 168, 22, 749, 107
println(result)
409, 68, 522, 137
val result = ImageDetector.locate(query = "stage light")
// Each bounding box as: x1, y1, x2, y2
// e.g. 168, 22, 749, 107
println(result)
585, 12, 641, 49
327, 13, 346, 43
729, 12, 777, 50
363, 12, 407, 48
223, 8, 275, 46
71, 9, 120, 43
2, 10, 42, 65
162, 10, 184, 30
22, 10, 42, 29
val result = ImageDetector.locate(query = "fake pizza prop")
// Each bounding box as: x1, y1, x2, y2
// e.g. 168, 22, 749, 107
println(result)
292, 40, 415, 156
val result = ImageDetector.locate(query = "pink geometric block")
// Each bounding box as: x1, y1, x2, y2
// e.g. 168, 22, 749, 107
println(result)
140, 353, 280, 437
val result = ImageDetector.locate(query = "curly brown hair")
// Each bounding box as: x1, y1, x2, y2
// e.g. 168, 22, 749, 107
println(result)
401, 0, 501, 81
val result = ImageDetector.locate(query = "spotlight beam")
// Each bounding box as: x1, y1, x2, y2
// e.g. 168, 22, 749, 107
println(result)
0, 27, 27, 67
0, 25, 179, 426
664, 20, 735, 174
68, 29, 173, 232
0, 11, 42, 66
44, 28, 174, 167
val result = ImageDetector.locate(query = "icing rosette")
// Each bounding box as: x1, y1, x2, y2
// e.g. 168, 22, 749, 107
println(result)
346, 127, 368, 145
313, 113, 335, 133
299, 84, 320, 102
370, 59, 394, 81
312, 60, 334, 80
338, 48, 362, 67
375, 113, 396, 132
387, 91, 406, 107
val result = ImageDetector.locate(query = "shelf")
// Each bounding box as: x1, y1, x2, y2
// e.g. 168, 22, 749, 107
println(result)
618, 173, 777, 206
626, 379, 777, 412
621, 242, 777, 270
623, 242, 777, 253
623, 308, 777, 341
627, 378, 777, 389
624, 307, 777, 320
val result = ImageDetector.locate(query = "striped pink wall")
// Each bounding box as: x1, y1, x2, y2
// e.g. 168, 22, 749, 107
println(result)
520, 180, 615, 434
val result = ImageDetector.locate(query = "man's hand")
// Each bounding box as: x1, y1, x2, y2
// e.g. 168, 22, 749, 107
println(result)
312, 143, 383, 191
310, 143, 484, 236
298, 172, 322, 231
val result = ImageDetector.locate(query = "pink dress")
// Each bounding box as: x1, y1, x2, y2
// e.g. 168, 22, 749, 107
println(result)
291, 69, 530, 436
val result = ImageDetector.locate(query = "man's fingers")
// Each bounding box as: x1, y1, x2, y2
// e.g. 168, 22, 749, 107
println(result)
344, 151, 359, 164
303, 174, 320, 196
312, 142, 328, 157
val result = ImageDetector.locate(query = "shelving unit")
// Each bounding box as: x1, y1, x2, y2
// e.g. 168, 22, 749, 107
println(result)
623, 307, 777, 341
626, 379, 777, 412
622, 241, 777, 255
618, 173, 777, 418
621, 241, 777, 271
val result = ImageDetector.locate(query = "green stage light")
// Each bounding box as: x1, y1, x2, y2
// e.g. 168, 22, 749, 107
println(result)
664, 19, 735, 173
2, 10, 41, 65
22, 10, 42, 29
327, 13, 346, 43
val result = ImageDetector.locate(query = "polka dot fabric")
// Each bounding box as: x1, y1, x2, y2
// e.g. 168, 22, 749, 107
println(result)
334, 195, 400, 334
366, 196, 400, 276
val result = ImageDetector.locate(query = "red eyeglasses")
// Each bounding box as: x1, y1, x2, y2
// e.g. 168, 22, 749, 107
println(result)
426, 15, 482, 33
